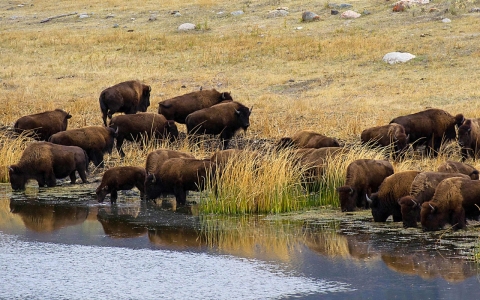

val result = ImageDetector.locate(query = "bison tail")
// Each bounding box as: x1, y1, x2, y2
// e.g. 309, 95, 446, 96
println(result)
83, 150, 90, 173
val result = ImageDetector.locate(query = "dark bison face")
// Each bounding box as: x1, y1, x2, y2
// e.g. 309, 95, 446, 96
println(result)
9, 166, 27, 191
166, 120, 179, 142
221, 92, 233, 101
235, 106, 252, 130
96, 185, 108, 203
420, 202, 445, 231
398, 196, 420, 228
457, 122, 472, 148
144, 173, 161, 200
106, 127, 118, 154
139, 85, 151, 112
366, 193, 390, 222
394, 133, 409, 153
470, 170, 479, 180
336, 186, 357, 212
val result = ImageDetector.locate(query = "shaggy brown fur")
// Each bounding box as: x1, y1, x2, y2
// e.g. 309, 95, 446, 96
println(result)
360, 123, 408, 157
145, 149, 195, 175
14, 109, 72, 141
276, 130, 340, 149
457, 118, 480, 161
437, 160, 479, 180
96, 166, 147, 204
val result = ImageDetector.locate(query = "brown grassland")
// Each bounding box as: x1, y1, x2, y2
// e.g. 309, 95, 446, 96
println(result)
1, 0, 480, 213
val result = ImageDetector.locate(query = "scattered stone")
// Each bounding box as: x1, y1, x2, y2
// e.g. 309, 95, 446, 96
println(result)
105, 14, 115, 19
231, 10, 244, 16
173, 12, 181, 17
149, 14, 157, 21
113, 24, 119, 28
393, 3, 405, 12
295, 27, 303, 30
302, 11, 320, 22
329, 3, 353, 9
267, 9, 288, 18
442, 18, 451, 23
79, 13, 89, 19
178, 23, 196, 31
277, 7, 289, 11
170, 10, 180, 15
341, 10, 361, 19
470, 8, 480, 13
429, 8, 439, 13
331, 10, 339, 15
363, 10, 371, 15
383, 52, 416, 64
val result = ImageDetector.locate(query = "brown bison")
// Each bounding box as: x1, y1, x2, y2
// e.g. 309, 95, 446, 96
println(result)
144, 157, 215, 205
109, 113, 179, 157
457, 118, 480, 161
366, 170, 421, 222
48, 126, 117, 168
185, 101, 252, 149
276, 130, 340, 150
9, 142, 88, 191
145, 149, 195, 175
96, 166, 147, 204
158, 88, 233, 124
437, 160, 479, 180
420, 177, 480, 231
13, 109, 72, 141
390, 108, 464, 156
99, 80, 151, 126
398, 172, 470, 228
336, 159, 394, 212
360, 123, 409, 157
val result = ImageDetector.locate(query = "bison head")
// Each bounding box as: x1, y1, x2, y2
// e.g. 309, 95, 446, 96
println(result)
398, 196, 420, 228
139, 85, 151, 112
96, 185, 109, 203
9, 165, 27, 191
221, 92, 233, 101
166, 120, 179, 142
144, 173, 161, 201
470, 170, 479, 180
455, 114, 465, 126
275, 137, 295, 150
366, 193, 390, 222
457, 120, 473, 148
420, 202, 447, 231
234, 106, 252, 131
336, 186, 358, 212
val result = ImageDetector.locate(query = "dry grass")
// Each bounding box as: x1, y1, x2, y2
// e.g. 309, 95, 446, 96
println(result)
2, 0, 480, 210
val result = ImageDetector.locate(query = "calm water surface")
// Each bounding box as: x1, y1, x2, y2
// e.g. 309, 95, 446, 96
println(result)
1, 183, 480, 299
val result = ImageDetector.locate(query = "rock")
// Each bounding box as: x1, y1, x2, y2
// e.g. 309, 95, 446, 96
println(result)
329, 3, 353, 9
341, 10, 361, 19
79, 13, 89, 19
470, 8, 480, 13
393, 3, 405, 12
442, 18, 451, 23
302, 11, 320, 22
363, 10, 371, 15
383, 52, 416, 64
178, 23, 196, 31
105, 14, 115, 19
173, 12, 181, 17
149, 14, 157, 21
231, 10, 244, 16
267, 9, 288, 18
113, 24, 119, 28
331, 10, 339, 15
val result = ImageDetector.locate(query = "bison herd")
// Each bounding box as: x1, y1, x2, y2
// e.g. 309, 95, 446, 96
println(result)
8, 80, 480, 232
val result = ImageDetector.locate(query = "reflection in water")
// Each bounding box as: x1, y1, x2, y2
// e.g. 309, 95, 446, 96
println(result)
97, 206, 147, 238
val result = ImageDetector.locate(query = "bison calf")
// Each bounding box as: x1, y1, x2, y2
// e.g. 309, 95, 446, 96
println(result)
336, 159, 394, 212
360, 123, 408, 158
276, 130, 340, 150
186, 101, 252, 150
14, 109, 72, 141
9, 142, 88, 190
96, 166, 147, 204
99, 80, 151, 126
109, 113, 179, 157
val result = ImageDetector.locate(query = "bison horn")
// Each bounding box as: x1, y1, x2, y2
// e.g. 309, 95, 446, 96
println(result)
8, 166, 14, 172
366, 194, 372, 205
411, 199, 418, 207
235, 109, 241, 115
349, 187, 354, 195
222, 92, 226, 100
429, 203, 435, 212
249, 106, 253, 113
151, 174, 156, 183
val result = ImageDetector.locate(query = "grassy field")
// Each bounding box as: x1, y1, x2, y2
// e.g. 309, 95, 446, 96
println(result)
1, 0, 480, 211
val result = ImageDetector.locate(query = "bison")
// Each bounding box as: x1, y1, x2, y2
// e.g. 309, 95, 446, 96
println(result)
158, 88, 233, 124
390, 108, 464, 156
398, 172, 470, 228
109, 113, 179, 157
336, 159, 394, 212
276, 130, 340, 150
48, 126, 117, 168
96, 166, 147, 204
13, 109, 72, 141
9, 142, 88, 191
420, 177, 480, 231
437, 160, 479, 180
360, 123, 409, 157
185, 101, 252, 150
144, 157, 215, 206
366, 170, 421, 222
457, 118, 480, 161
99, 80, 151, 126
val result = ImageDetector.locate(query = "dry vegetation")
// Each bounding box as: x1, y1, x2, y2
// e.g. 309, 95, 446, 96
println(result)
1, 0, 480, 210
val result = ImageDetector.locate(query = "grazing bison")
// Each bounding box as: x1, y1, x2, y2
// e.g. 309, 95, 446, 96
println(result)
14, 109, 72, 141
437, 160, 479, 180
158, 88, 233, 124
144, 158, 215, 206
390, 108, 464, 156
366, 170, 421, 222
185, 101, 252, 149
109, 113, 179, 157
49, 126, 117, 168
336, 159, 394, 212
457, 118, 480, 161
96, 166, 146, 204
99, 80, 151, 126
398, 172, 470, 228
145, 149, 195, 175
276, 130, 340, 150
420, 177, 480, 231
9, 142, 88, 191
360, 123, 409, 157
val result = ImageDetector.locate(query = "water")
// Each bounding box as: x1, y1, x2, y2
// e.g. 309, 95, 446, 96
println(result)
1, 183, 480, 299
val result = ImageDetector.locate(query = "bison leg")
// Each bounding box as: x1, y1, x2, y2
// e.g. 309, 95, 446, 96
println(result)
45, 171, 57, 187
69, 172, 77, 184
452, 208, 466, 230
220, 130, 234, 150
116, 136, 126, 158
110, 189, 118, 204
174, 187, 187, 206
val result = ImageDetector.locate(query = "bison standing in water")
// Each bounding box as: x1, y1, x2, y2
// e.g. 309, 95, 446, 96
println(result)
49, 126, 117, 168
99, 80, 151, 126
109, 113, 179, 157
336, 159, 394, 212
276, 130, 340, 150
360, 123, 408, 157
390, 108, 464, 156
9, 142, 88, 190
420, 177, 480, 231
457, 118, 480, 161
96, 166, 147, 204
158, 88, 233, 124
186, 101, 252, 149
14, 109, 72, 141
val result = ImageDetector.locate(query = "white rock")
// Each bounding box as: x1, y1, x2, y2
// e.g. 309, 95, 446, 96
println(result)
267, 9, 289, 18
383, 52, 416, 64
341, 10, 361, 19
231, 10, 244, 16
442, 18, 451, 23
178, 23, 196, 31
79, 14, 89, 19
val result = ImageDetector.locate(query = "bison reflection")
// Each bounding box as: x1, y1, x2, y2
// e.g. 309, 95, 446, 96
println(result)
97, 207, 147, 238
148, 226, 207, 251
9, 200, 88, 232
